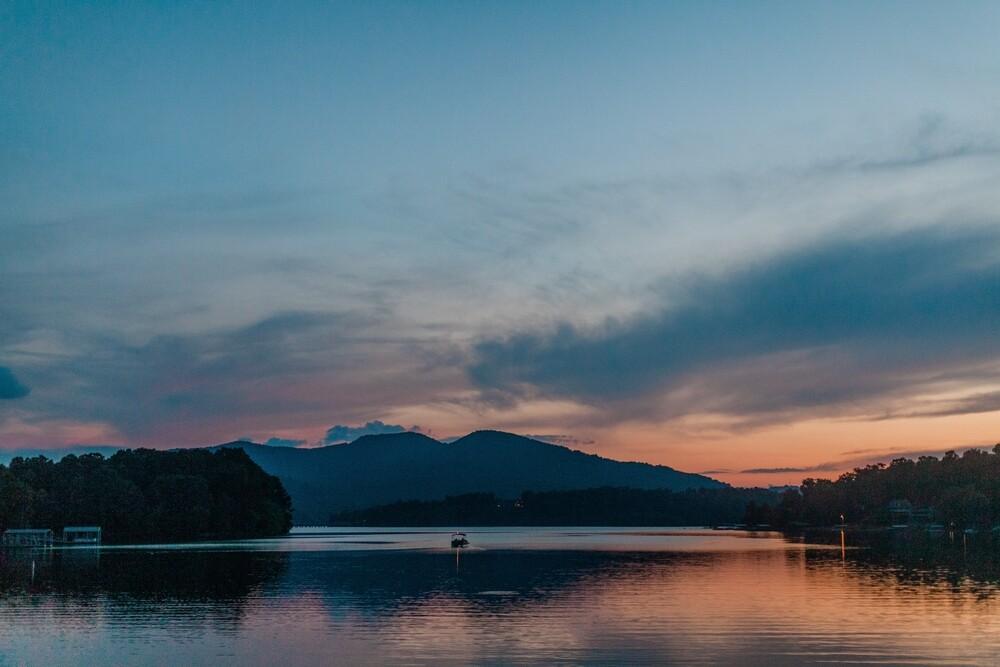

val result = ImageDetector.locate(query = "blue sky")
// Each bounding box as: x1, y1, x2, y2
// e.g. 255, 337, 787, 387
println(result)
2, 1, 1000, 482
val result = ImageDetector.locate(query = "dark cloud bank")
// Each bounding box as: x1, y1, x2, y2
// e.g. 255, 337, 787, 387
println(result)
262, 437, 307, 448
322, 420, 413, 444
34, 311, 355, 438
469, 227, 1000, 423
13, 308, 455, 444
0, 367, 30, 400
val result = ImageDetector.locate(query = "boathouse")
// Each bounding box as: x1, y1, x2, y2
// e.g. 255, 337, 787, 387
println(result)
1, 528, 54, 547
887, 499, 935, 527
62, 526, 102, 544
887, 499, 913, 525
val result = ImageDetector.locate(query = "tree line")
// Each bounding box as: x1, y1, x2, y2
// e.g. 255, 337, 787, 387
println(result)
330, 486, 780, 527
0, 448, 292, 543
331, 446, 1000, 530
755, 446, 1000, 529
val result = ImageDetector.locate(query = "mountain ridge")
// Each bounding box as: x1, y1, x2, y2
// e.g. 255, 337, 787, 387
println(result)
214, 430, 725, 523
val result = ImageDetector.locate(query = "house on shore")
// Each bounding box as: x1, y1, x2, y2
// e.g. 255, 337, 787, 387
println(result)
887, 499, 935, 527
1, 528, 54, 547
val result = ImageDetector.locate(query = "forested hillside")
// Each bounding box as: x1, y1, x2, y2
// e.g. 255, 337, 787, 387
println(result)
765, 447, 1000, 528
331, 486, 778, 527
0, 448, 292, 543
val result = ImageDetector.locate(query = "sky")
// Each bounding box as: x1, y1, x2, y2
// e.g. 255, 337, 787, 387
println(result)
2, 1, 1000, 486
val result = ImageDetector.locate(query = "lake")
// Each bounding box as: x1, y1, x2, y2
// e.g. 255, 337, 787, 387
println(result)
2, 527, 999, 665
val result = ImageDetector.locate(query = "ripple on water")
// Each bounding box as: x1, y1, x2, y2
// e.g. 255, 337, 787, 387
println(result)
3, 529, 1000, 665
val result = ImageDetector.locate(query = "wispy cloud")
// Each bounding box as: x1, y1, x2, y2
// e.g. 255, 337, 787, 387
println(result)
870, 389, 1000, 421
739, 466, 838, 475
815, 114, 1000, 173
738, 446, 992, 476
524, 434, 596, 448
2, 311, 463, 447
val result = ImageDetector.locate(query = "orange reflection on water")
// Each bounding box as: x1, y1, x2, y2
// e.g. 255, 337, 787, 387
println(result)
365, 547, 1000, 664
4, 531, 1000, 665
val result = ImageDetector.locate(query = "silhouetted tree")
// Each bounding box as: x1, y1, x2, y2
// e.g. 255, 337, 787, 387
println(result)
331, 486, 780, 527
773, 445, 1000, 528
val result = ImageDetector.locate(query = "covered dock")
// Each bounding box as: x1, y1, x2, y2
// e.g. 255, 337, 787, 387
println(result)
62, 526, 102, 544
1, 528, 54, 547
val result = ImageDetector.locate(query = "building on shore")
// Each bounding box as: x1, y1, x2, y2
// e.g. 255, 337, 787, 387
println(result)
1, 528, 54, 547
62, 526, 102, 544
887, 499, 936, 527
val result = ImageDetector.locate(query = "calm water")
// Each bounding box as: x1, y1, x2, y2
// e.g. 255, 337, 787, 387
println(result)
2, 527, 1000, 665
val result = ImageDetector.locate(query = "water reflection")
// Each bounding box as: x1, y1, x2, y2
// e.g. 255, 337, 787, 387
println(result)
0, 547, 289, 646
3, 530, 1000, 665
803, 527, 1000, 591
2, 547, 287, 597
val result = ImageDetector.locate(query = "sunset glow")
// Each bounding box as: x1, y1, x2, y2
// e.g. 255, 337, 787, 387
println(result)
2, 2, 999, 485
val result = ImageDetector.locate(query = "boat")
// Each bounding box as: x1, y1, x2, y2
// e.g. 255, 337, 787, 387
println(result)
451, 532, 469, 548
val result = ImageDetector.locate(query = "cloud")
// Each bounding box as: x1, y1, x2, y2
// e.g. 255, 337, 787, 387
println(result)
262, 437, 307, 448
322, 420, 413, 444
740, 465, 843, 475
525, 434, 596, 448
4, 310, 464, 447
468, 227, 1000, 425
738, 446, 987, 476
870, 389, 1000, 421
816, 114, 1000, 173
0, 367, 30, 399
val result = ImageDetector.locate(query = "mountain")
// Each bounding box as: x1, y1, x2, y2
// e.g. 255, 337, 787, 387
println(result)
217, 430, 725, 524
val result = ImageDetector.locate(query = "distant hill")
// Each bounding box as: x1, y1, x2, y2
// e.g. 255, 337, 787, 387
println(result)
331, 486, 779, 527
216, 430, 725, 524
